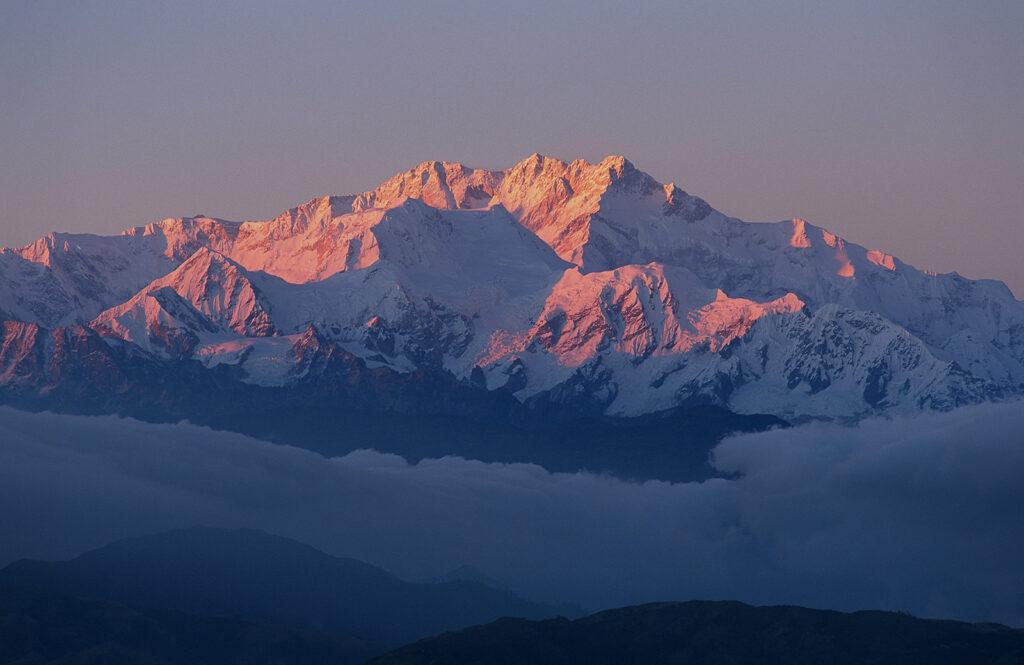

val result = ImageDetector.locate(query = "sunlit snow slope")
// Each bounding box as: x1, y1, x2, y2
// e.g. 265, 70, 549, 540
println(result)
2, 155, 1022, 421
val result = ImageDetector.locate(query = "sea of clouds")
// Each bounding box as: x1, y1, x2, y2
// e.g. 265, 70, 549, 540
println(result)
2, 402, 1022, 625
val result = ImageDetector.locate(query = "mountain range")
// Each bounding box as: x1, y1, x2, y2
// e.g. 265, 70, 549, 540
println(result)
0, 526, 568, 662
5, 530, 1022, 664
2, 154, 1021, 476
371, 600, 1024, 665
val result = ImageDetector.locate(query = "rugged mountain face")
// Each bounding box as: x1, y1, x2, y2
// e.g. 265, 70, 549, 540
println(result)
91, 248, 278, 356
1, 153, 1021, 437
0, 231, 179, 327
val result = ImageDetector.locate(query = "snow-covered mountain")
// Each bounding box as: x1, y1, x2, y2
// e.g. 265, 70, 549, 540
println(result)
2, 154, 1022, 428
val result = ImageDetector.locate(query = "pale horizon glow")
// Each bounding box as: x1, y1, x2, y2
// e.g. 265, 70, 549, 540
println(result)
1, 1, 1021, 295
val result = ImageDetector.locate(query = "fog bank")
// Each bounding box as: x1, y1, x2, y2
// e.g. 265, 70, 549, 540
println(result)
2, 403, 1021, 625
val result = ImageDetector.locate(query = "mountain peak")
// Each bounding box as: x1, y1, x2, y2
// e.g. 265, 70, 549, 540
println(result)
174, 246, 275, 288
508, 152, 567, 175
92, 244, 277, 345
276, 195, 356, 225
353, 160, 501, 212
594, 154, 659, 195
489, 153, 669, 264
597, 154, 633, 172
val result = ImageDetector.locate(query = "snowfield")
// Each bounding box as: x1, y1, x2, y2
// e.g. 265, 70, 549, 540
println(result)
1, 154, 1022, 420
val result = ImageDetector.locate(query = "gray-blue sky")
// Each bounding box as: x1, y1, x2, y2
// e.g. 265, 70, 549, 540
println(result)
2, 0, 1021, 294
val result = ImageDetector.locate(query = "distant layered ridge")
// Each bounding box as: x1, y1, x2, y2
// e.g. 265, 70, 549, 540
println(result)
370, 600, 1024, 665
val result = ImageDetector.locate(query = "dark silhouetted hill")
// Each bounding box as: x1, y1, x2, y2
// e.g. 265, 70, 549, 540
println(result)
0, 526, 566, 650
0, 587, 369, 665
370, 600, 1024, 665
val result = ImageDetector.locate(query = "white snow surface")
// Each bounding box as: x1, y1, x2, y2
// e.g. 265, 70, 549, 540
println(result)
3, 154, 1022, 419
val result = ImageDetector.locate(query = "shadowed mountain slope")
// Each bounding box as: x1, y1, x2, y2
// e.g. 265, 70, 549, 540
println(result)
0, 527, 569, 651
0, 587, 370, 665
371, 600, 1024, 665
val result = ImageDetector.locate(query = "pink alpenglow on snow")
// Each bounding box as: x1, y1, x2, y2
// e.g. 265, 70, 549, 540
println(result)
1, 154, 1023, 421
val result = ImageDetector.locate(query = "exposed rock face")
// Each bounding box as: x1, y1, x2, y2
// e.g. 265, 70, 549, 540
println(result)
1, 153, 1022, 432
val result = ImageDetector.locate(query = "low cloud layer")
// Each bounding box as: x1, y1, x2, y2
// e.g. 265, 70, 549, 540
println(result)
2, 403, 1022, 625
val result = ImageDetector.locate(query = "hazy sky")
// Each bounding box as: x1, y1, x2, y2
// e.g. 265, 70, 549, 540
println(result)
2, 1, 1021, 295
